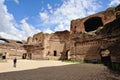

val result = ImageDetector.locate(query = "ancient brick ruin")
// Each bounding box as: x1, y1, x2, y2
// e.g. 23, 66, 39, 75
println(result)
24, 30, 70, 60
0, 38, 26, 59
70, 5, 120, 62
0, 5, 120, 62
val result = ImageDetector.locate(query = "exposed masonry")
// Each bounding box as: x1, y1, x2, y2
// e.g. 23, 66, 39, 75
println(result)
0, 5, 120, 62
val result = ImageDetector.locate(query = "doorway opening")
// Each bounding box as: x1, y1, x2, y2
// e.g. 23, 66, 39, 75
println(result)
54, 50, 57, 56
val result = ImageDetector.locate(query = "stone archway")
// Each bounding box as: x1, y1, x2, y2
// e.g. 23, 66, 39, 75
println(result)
22, 53, 27, 59
65, 50, 70, 60
0, 39, 9, 43
84, 17, 103, 32
100, 48, 112, 67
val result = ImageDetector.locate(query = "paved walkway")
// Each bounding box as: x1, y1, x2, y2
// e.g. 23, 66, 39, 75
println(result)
0, 60, 120, 80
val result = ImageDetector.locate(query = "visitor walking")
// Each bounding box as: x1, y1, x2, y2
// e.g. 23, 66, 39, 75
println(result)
13, 58, 17, 67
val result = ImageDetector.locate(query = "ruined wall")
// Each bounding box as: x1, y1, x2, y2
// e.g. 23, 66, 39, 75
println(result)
27, 37, 33, 44
70, 41, 101, 61
43, 34, 51, 59
70, 7, 116, 35
0, 38, 26, 59
25, 30, 70, 60
70, 5, 120, 62
32, 32, 44, 45
47, 30, 70, 60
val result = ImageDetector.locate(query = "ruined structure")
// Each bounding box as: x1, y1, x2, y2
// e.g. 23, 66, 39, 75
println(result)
70, 5, 120, 62
0, 38, 26, 59
24, 5, 120, 61
24, 30, 70, 60
0, 5, 120, 62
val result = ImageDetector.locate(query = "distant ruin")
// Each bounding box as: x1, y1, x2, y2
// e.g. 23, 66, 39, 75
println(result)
0, 5, 120, 62
24, 30, 70, 60
0, 38, 26, 59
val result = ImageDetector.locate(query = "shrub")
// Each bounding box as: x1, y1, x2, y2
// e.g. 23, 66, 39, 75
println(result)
0, 53, 2, 57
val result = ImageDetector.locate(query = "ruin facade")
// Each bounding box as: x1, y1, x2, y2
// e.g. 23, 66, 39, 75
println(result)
0, 5, 120, 62
70, 5, 120, 62
24, 30, 70, 60
0, 38, 26, 59
24, 5, 120, 62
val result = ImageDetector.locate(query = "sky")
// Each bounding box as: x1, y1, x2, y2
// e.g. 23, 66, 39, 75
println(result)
0, 0, 120, 40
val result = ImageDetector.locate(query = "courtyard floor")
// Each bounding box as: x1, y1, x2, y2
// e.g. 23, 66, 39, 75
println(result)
0, 60, 120, 80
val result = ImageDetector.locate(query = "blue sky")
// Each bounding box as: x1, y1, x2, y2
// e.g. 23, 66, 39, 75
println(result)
0, 0, 120, 40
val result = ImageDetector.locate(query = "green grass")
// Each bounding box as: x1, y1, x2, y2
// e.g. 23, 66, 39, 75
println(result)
111, 63, 120, 71
62, 60, 85, 64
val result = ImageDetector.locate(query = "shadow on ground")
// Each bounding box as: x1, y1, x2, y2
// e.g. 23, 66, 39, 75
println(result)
0, 64, 120, 80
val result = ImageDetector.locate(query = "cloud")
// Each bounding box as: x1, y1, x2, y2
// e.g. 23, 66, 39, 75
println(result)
14, 0, 19, 4
47, 4, 52, 10
20, 18, 41, 39
43, 28, 53, 33
0, 0, 20, 40
39, 12, 49, 21
0, 0, 40, 40
109, 0, 120, 7
39, 0, 102, 32
0, 0, 103, 40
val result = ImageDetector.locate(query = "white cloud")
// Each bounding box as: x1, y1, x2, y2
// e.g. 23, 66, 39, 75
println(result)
109, 0, 120, 7
47, 4, 52, 10
0, 0, 20, 40
39, 0, 102, 32
0, 0, 103, 40
20, 18, 41, 39
0, 0, 41, 40
39, 12, 49, 21
14, 0, 19, 4
43, 28, 53, 33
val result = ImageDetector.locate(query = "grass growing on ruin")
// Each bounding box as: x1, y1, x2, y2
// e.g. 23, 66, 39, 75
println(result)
62, 60, 85, 64
111, 63, 120, 71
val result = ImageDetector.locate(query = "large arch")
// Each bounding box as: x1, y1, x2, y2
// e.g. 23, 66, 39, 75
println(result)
0, 39, 9, 43
84, 17, 103, 32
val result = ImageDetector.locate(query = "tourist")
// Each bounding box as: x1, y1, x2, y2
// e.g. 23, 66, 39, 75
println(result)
13, 58, 17, 67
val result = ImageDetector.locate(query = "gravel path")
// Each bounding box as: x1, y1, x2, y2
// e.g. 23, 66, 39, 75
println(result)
0, 60, 120, 80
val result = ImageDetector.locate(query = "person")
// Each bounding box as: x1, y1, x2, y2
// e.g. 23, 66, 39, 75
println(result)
13, 58, 17, 67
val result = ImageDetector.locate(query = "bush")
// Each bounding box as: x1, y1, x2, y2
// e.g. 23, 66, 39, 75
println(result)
111, 62, 120, 71
0, 53, 2, 57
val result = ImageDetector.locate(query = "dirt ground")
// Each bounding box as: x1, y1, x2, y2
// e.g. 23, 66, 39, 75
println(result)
0, 60, 120, 80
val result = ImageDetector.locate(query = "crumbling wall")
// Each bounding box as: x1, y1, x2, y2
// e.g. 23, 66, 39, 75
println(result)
70, 7, 116, 35
70, 5, 120, 62
0, 38, 26, 59
48, 30, 70, 60
25, 30, 70, 60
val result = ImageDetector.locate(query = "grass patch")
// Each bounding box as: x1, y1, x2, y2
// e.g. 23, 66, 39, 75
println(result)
111, 62, 120, 71
62, 60, 85, 64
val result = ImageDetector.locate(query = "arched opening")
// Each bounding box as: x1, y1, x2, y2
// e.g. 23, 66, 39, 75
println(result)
100, 48, 112, 67
54, 50, 57, 56
2, 52, 7, 59
22, 53, 27, 59
65, 50, 69, 60
84, 17, 103, 32
0, 39, 9, 43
